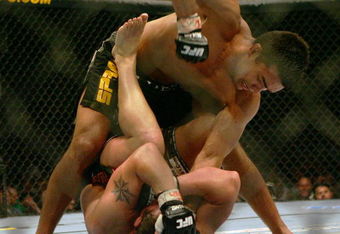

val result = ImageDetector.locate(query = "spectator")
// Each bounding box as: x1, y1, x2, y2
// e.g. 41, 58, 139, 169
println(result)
315, 173, 335, 185
288, 176, 313, 200
6, 186, 41, 216
314, 173, 339, 199
21, 180, 42, 215
6, 186, 25, 216
313, 183, 334, 200
22, 194, 41, 214
65, 199, 77, 213
265, 171, 291, 201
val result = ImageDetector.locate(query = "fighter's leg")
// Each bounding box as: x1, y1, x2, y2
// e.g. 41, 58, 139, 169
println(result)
115, 13, 164, 153
101, 14, 164, 168
222, 143, 291, 233
84, 142, 177, 233
175, 113, 215, 167
178, 167, 240, 233
37, 102, 110, 234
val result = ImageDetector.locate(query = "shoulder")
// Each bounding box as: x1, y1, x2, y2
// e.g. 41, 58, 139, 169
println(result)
239, 18, 253, 38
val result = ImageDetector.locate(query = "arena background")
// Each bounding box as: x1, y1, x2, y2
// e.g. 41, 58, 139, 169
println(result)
0, 0, 339, 217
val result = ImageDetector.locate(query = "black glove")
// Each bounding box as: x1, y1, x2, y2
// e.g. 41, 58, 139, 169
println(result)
175, 29, 209, 63
157, 200, 197, 234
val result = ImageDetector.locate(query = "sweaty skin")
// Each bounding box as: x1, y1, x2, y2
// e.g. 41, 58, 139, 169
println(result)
129, 1, 289, 233
37, 1, 291, 233
81, 15, 240, 234
137, 12, 261, 169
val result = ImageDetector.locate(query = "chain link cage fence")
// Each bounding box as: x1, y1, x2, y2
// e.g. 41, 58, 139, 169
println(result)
0, 0, 339, 217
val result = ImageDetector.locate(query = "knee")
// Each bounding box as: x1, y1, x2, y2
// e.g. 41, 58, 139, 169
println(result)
132, 142, 163, 165
203, 168, 240, 203
69, 136, 103, 171
219, 170, 240, 202
136, 130, 164, 155
226, 170, 241, 193
215, 169, 240, 191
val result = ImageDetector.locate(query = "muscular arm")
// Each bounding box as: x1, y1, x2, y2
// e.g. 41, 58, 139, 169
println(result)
191, 106, 246, 170
171, 0, 240, 19
223, 144, 291, 233
191, 91, 260, 170
172, 0, 199, 18
197, 0, 241, 37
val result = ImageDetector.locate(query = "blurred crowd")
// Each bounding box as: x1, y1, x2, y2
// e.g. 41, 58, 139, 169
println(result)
0, 173, 338, 217
264, 173, 339, 202
285, 174, 338, 201
0, 180, 78, 217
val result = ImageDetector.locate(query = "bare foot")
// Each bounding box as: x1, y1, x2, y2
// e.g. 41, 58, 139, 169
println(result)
112, 13, 148, 58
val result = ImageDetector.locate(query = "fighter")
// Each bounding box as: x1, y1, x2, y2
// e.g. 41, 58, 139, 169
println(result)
37, 0, 309, 233
81, 14, 239, 234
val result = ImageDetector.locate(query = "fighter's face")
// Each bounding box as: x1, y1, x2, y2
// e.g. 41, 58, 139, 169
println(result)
234, 61, 284, 93
133, 204, 160, 232
232, 43, 284, 93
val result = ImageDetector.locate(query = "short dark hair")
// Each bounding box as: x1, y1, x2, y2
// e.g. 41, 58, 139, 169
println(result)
255, 31, 310, 88
135, 208, 157, 234
313, 182, 332, 194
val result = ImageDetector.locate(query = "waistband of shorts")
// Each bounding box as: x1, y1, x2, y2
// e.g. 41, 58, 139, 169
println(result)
137, 74, 180, 92
163, 127, 190, 176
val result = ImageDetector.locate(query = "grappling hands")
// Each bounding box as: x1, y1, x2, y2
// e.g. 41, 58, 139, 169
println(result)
175, 14, 208, 63
155, 200, 199, 234
175, 31, 209, 63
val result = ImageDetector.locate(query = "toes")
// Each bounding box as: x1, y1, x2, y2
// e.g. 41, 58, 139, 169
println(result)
140, 13, 148, 22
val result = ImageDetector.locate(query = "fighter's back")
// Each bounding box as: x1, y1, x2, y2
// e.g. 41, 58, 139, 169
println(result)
136, 3, 255, 110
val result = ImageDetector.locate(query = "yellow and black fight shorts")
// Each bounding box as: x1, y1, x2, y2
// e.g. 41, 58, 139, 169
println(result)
80, 31, 193, 136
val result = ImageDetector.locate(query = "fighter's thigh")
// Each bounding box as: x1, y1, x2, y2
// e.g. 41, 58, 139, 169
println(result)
63, 104, 110, 172
71, 41, 120, 155
100, 136, 133, 168
74, 97, 111, 143
175, 114, 215, 165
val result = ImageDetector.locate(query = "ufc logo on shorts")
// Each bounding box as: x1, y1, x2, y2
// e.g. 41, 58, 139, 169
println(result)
181, 45, 204, 57
176, 216, 193, 229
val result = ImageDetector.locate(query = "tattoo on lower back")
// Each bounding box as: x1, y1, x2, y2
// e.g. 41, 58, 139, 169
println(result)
112, 176, 134, 204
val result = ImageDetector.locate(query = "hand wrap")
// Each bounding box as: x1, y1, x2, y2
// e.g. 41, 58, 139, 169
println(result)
155, 200, 197, 234
175, 13, 209, 63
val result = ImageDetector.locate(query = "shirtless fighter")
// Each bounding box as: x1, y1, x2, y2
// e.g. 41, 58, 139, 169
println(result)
80, 15, 239, 233
37, 0, 309, 233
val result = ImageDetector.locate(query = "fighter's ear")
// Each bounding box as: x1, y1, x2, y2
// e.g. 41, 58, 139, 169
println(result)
248, 43, 262, 57
133, 215, 143, 228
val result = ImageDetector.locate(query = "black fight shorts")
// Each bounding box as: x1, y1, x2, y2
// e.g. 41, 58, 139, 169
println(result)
163, 127, 190, 177
80, 32, 193, 136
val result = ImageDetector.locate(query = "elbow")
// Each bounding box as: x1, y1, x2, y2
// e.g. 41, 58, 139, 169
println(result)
214, 169, 241, 205
202, 168, 241, 205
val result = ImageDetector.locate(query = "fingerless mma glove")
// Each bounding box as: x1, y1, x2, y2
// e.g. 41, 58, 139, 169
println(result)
175, 13, 209, 63
155, 189, 197, 233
